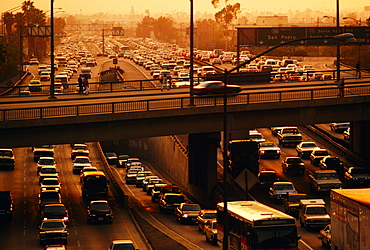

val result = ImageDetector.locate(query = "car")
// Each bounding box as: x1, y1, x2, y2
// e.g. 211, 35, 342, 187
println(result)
310, 149, 330, 166
319, 156, 344, 174
344, 167, 370, 187
145, 178, 164, 194
303, 65, 314, 71
249, 131, 265, 142
28, 80, 42, 92
281, 157, 305, 175
117, 154, 130, 167
41, 204, 69, 225
204, 219, 218, 245
39, 166, 59, 183
135, 171, 153, 187
142, 175, 160, 192
282, 193, 308, 215
124, 157, 141, 169
87, 200, 113, 224
296, 141, 321, 159
40, 71, 51, 81
330, 122, 350, 133
178, 71, 190, 81
269, 181, 297, 203
125, 169, 141, 184
257, 170, 278, 189
258, 142, 281, 159
343, 127, 350, 141
193, 81, 241, 95
151, 183, 167, 202
198, 66, 216, 77
320, 74, 332, 80
105, 152, 118, 165
44, 244, 66, 250
109, 239, 138, 250
196, 209, 217, 233
30, 58, 40, 65
71, 144, 89, 160
272, 73, 287, 82
79, 166, 98, 182
175, 203, 202, 224
37, 156, 56, 173
73, 156, 91, 174
159, 193, 186, 213
318, 224, 331, 248
40, 178, 61, 192
39, 190, 62, 210
39, 219, 68, 245
212, 58, 222, 65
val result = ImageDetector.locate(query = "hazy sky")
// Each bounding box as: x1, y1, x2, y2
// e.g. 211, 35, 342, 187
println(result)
1, 0, 369, 15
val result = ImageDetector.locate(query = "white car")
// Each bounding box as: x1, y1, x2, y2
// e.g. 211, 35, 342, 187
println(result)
72, 156, 91, 174
296, 142, 321, 159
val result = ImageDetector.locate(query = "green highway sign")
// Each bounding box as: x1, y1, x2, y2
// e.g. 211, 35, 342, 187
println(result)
237, 26, 370, 46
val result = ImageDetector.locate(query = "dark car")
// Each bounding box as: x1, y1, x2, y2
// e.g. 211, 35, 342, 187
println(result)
39, 219, 68, 245
282, 193, 307, 215
282, 157, 305, 175
87, 200, 113, 224
175, 203, 202, 224
117, 154, 130, 167
344, 167, 370, 187
105, 152, 118, 165
39, 190, 61, 210
318, 224, 331, 248
159, 193, 186, 214
41, 204, 69, 225
193, 81, 241, 95
257, 171, 278, 189
319, 156, 344, 175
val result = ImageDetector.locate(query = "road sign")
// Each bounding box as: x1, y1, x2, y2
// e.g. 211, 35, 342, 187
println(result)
112, 27, 125, 36
113, 58, 118, 64
237, 26, 370, 46
26, 26, 51, 37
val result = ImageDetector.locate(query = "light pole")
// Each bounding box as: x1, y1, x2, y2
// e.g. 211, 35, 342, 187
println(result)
189, 0, 195, 106
49, 0, 56, 99
336, 0, 340, 83
221, 32, 354, 250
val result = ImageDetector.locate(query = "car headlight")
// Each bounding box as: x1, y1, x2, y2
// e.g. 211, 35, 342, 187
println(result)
106, 213, 111, 216
91, 214, 96, 216
182, 214, 188, 218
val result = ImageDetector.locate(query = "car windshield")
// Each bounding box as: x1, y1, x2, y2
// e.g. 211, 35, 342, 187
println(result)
250, 134, 263, 140
260, 143, 276, 148
111, 244, 135, 250
166, 195, 185, 203
274, 184, 294, 190
302, 143, 317, 148
39, 159, 55, 165
90, 203, 110, 211
73, 146, 87, 150
183, 204, 201, 211
75, 158, 90, 163
40, 168, 57, 173
259, 174, 277, 181
42, 179, 59, 185
288, 195, 307, 202
0, 151, 13, 157
286, 158, 302, 164
315, 151, 329, 156
325, 158, 340, 165
40, 192, 59, 199
204, 212, 217, 219
306, 207, 327, 214
44, 206, 66, 213
42, 221, 64, 229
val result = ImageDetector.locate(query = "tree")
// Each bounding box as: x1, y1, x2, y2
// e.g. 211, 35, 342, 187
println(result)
212, 0, 241, 25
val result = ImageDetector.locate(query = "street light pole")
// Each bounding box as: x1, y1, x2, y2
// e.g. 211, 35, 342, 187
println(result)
336, 0, 340, 83
189, 0, 195, 106
49, 0, 56, 99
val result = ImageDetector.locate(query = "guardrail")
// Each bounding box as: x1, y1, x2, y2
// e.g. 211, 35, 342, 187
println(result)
1, 84, 369, 122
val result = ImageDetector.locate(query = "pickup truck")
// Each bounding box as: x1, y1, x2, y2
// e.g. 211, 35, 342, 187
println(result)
298, 199, 330, 230
308, 170, 342, 192
277, 127, 302, 147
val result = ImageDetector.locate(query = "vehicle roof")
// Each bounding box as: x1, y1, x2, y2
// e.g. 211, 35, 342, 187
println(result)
331, 188, 370, 207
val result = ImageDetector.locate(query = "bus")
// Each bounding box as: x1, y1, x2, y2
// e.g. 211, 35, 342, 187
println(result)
228, 140, 259, 177
81, 171, 108, 199
217, 201, 300, 250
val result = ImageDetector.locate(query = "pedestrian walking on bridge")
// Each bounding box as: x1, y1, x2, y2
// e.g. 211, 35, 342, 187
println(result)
356, 61, 361, 79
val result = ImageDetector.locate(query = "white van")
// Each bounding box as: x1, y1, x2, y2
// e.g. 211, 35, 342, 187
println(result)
81, 67, 92, 79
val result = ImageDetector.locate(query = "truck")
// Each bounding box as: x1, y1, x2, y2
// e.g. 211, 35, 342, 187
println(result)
331, 188, 370, 250
298, 199, 330, 230
308, 170, 342, 192
277, 126, 302, 147
80, 67, 92, 79
228, 140, 260, 177
0, 191, 13, 220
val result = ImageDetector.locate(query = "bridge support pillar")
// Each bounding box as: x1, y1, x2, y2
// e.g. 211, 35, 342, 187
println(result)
351, 121, 370, 161
188, 132, 220, 207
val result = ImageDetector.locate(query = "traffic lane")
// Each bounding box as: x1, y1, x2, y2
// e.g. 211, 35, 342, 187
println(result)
114, 165, 219, 250
58, 143, 148, 250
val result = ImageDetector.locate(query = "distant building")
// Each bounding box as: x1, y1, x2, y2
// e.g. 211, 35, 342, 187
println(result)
256, 16, 288, 26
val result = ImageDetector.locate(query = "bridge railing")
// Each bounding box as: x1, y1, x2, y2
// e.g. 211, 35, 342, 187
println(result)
1, 84, 369, 122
